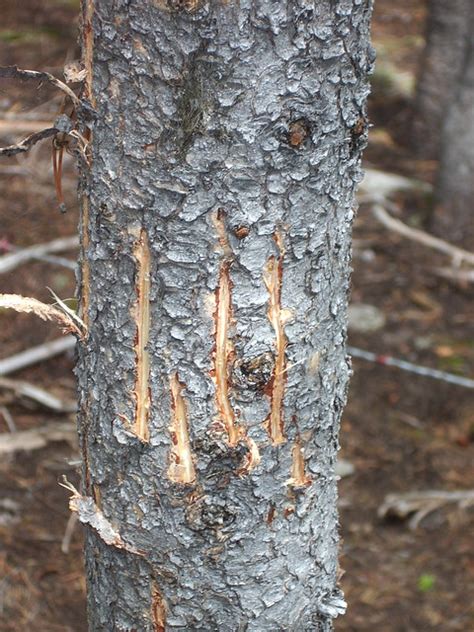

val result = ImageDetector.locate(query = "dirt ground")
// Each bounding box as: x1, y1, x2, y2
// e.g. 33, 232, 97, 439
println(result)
0, 1, 473, 630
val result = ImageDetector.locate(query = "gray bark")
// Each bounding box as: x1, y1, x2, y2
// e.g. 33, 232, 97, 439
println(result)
411, 0, 471, 159
432, 8, 474, 245
76, 1, 373, 630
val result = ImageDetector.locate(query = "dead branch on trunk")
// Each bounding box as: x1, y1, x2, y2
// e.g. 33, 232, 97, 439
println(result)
60, 478, 143, 555
0, 66, 81, 108
378, 489, 474, 529
0, 294, 85, 338
0, 127, 59, 157
0, 335, 75, 376
0, 119, 59, 134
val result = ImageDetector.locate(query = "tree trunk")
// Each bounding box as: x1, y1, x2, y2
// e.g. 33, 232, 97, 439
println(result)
411, 0, 470, 160
76, 1, 373, 630
432, 8, 474, 245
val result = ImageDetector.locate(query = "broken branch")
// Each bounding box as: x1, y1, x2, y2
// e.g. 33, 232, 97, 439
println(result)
0, 127, 58, 157
0, 65, 81, 108
0, 293, 85, 338
61, 477, 143, 555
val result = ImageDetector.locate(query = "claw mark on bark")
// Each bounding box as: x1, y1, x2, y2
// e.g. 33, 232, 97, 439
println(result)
151, 583, 167, 632
60, 477, 142, 555
212, 212, 260, 471
168, 373, 196, 484
213, 210, 239, 445
263, 231, 288, 445
131, 227, 151, 442
79, 0, 94, 326
287, 434, 311, 488
81, 0, 95, 105
214, 260, 240, 446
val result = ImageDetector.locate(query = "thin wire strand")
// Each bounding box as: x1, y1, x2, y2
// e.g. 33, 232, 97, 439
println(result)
348, 346, 474, 389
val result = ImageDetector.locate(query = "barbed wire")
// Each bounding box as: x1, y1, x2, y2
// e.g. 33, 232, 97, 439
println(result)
348, 346, 474, 390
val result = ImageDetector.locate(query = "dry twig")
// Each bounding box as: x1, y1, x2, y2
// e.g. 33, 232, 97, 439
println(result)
0, 405, 17, 432
378, 489, 474, 529
0, 235, 79, 274
0, 377, 76, 413
0, 66, 81, 108
0, 293, 85, 337
372, 204, 474, 267
431, 266, 474, 284
0, 127, 58, 157
0, 335, 75, 376
0, 421, 76, 455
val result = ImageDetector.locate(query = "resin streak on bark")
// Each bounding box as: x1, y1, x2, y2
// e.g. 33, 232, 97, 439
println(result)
131, 227, 151, 442
168, 373, 196, 484
263, 233, 287, 445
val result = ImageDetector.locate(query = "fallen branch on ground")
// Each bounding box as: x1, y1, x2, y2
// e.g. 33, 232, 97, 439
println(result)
431, 266, 474, 283
378, 489, 474, 529
0, 420, 76, 455
0, 235, 79, 274
372, 204, 474, 267
0, 377, 76, 413
0, 336, 75, 376
0, 405, 17, 432
359, 168, 432, 199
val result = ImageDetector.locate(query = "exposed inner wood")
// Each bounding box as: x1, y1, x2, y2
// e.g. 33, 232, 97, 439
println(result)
132, 228, 151, 442
215, 262, 240, 446
263, 232, 287, 444
212, 212, 261, 470
82, 0, 95, 105
288, 435, 311, 488
237, 435, 261, 473
151, 583, 167, 632
168, 373, 196, 484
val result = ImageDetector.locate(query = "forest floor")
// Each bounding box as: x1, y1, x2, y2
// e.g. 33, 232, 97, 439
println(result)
0, 1, 473, 630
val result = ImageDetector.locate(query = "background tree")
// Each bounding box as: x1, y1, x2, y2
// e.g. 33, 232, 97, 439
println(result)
79, 0, 370, 629
412, 0, 473, 245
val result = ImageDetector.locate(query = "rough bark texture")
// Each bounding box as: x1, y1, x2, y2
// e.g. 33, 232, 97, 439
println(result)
76, 1, 373, 630
432, 7, 474, 245
411, 0, 471, 160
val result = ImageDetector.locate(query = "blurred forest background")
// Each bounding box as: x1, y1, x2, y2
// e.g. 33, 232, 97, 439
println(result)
0, 1, 473, 630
